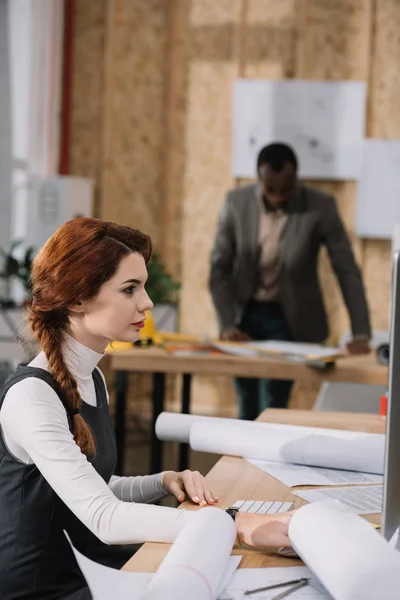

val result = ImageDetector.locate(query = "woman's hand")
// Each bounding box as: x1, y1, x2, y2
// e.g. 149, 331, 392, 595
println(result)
162, 470, 219, 507
235, 511, 294, 548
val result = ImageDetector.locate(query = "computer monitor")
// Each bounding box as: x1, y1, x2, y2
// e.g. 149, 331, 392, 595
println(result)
382, 250, 400, 541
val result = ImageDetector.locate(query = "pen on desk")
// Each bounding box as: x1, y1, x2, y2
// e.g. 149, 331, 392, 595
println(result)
244, 577, 309, 596
271, 578, 310, 600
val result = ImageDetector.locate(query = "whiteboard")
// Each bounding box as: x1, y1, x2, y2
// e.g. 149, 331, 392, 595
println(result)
232, 79, 366, 180
355, 140, 400, 239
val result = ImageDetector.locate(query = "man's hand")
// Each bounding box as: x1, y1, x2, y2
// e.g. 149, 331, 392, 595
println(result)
221, 327, 252, 342
162, 470, 219, 507
345, 338, 370, 355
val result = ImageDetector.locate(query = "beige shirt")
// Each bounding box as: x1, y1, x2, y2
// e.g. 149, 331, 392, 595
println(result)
253, 200, 288, 302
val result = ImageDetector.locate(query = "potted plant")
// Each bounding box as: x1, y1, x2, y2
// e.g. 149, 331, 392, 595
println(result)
0, 240, 35, 365
0, 240, 35, 308
145, 251, 180, 332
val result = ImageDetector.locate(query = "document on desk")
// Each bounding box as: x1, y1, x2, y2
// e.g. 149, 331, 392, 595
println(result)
212, 340, 339, 361
189, 421, 385, 481
218, 566, 330, 599
247, 458, 383, 487
289, 500, 400, 599
293, 484, 383, 514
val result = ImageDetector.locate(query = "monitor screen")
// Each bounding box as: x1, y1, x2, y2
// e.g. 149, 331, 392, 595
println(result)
382, 250, 400, 541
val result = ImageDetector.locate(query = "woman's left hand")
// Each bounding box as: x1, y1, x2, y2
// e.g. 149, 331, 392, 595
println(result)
162, 470, 219, 506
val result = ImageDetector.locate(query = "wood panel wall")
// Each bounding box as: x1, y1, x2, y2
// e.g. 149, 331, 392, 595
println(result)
70, 0, 399, 415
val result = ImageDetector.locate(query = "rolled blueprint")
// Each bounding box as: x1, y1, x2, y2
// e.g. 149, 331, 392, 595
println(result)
290, 501, 400, 599
155, 411, 346, 444
189, 421, 385, 475
155, 412, 240, 443
156, 412, 263, 444
140, 507, 236, 600
281, 432, 385, 474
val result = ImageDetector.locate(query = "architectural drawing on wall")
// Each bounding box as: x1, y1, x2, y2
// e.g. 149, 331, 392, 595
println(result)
26, 176, 93, 249
232, 79, 367, 180
355, 140, 400, 239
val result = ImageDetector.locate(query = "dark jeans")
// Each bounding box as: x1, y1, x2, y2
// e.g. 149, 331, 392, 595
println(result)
234, 301, 293, 420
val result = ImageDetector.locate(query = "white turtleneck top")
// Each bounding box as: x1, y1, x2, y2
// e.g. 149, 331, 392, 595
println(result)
0, 335, 194, 545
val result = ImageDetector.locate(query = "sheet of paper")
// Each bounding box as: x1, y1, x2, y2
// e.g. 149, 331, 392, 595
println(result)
246, 458, 383, 487
232, 79, 366, 179
212, 342, 259, 357
68, 540, 150, 599
293, 485, 383, 515
247, 340, 339, 360
141, 508, 237, 599
190, 421, 385, 475
247, 458, 383, 487
355, 140, 400, 238
218, 567, 330, 599
290, 501, 400, 599
212, 340, 339, 361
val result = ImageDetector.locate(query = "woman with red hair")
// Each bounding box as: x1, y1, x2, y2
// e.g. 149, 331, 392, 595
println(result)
0, 218, 292, 600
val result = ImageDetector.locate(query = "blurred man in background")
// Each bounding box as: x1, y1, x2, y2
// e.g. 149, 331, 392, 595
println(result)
209, 143, 370, 420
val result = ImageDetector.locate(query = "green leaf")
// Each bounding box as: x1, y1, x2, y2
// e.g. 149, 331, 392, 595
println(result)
146, 251, 180, 304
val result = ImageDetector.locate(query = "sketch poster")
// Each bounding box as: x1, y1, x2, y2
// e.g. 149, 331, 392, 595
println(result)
232, 79, 366, 180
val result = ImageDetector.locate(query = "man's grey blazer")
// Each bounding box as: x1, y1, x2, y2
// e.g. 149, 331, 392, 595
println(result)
209, 183, 371, 343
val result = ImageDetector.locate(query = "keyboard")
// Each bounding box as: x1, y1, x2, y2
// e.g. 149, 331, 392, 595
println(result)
231, 499, 294, 514
293, 484, 383, 515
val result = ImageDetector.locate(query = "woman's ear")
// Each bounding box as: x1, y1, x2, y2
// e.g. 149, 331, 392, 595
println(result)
68, 300, 85, 314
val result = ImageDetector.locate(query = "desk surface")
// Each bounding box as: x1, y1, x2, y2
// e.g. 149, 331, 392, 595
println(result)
110, 347, 388, 386
123, 408, 385, 573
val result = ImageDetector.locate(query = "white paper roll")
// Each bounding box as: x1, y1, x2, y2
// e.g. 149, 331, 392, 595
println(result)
155, 412, 268, 443
290, 501, 400, 599
282, 433, 385, 475
189, 421, 384, 474
155, 413, 230, 443
140, 508, 236, 600
155, 411, 346, 444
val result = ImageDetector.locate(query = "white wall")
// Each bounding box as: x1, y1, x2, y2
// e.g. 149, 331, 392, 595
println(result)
0, 0, 13, 250
7, 0, 64, 244
8, 0, 32, 243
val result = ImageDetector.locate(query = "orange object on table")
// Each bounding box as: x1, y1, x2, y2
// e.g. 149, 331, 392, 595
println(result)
380, 393, 387, 418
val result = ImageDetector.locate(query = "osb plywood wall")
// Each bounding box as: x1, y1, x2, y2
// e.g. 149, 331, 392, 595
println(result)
70, 0, 398, 415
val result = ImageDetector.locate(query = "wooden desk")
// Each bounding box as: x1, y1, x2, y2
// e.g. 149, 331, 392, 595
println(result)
123, 408, 385, 573
110, 348, 387, 474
